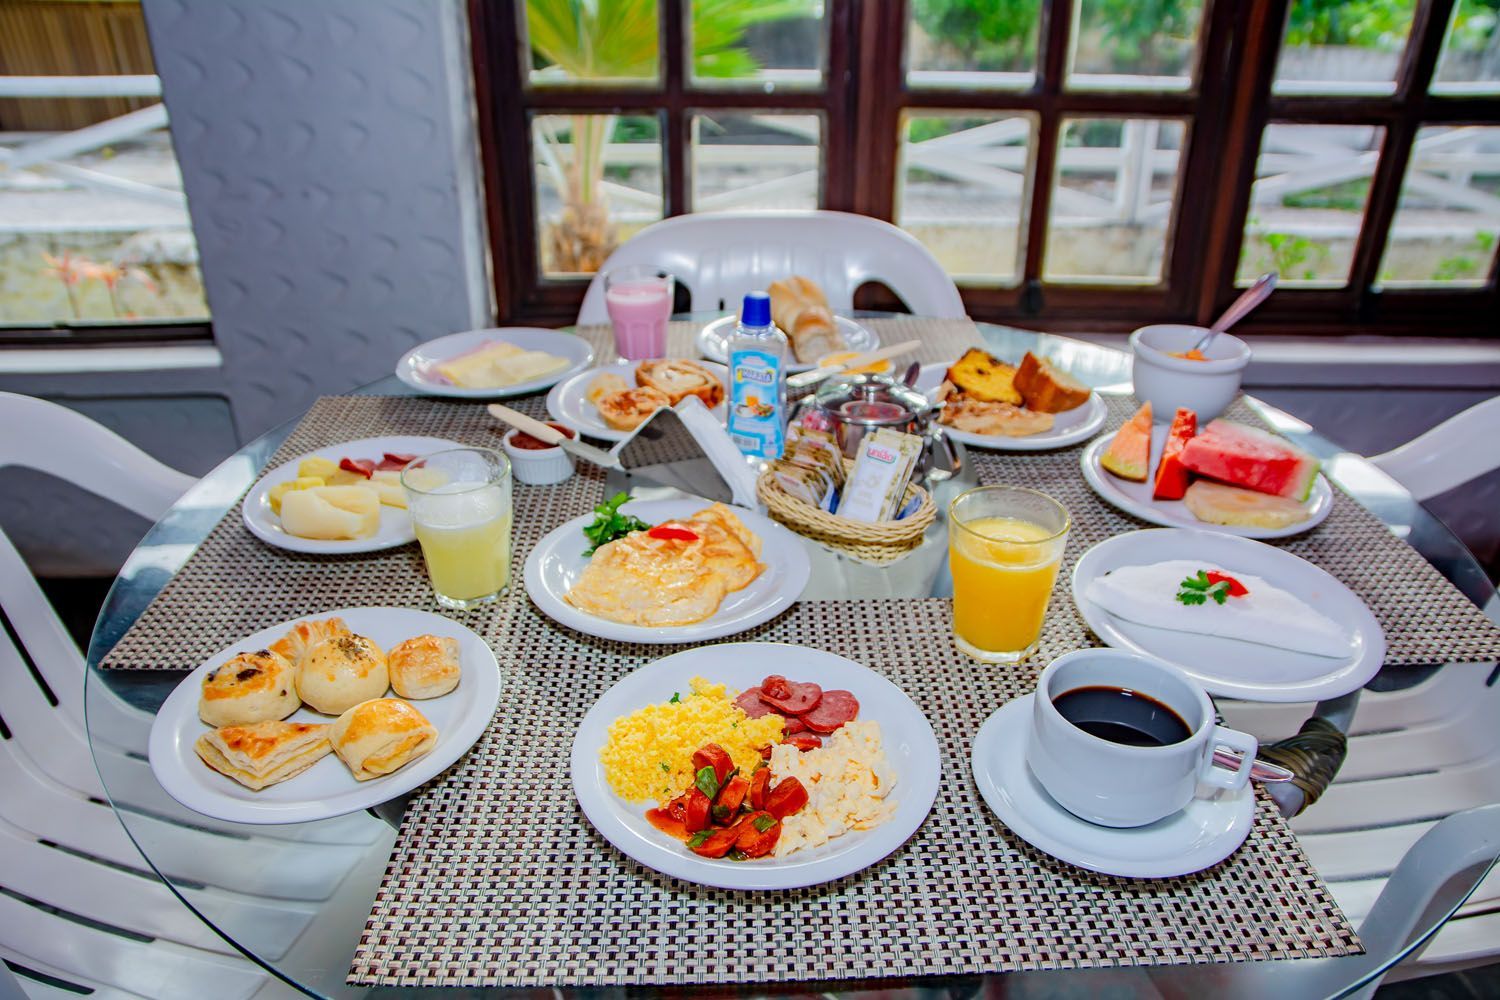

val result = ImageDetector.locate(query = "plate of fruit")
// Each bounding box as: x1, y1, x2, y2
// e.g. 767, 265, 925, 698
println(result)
242, 436, 464, 554
1080, 403, 1333, 539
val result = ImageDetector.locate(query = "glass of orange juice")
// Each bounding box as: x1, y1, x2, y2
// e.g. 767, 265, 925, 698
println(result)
948, 485, 1070, 663
401, 448, 513, 610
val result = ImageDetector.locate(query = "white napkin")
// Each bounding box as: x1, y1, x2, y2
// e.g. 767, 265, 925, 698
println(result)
665, 396, 762, 509
1083, 559, 1354, 658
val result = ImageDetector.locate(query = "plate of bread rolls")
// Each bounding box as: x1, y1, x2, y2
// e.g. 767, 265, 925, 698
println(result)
547, 359, 728, 442
148, 607, 501, 824
923, 348, 1108, 451
696, 276, 879, 373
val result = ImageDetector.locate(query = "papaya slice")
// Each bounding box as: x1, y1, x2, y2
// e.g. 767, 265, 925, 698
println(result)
1100, 402, 1152, 481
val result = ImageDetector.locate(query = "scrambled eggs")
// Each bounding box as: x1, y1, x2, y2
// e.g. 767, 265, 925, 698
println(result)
767, 719, 896, 857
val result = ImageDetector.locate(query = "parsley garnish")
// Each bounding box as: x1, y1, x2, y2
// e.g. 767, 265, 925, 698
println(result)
694, 766, 719, 799
582, 492, 652, 555
752, 814, 776, 833
687, 830, 713, 848
660, 762, 670, 773
1176, 570, 1231, 606
669, 692, 680, 704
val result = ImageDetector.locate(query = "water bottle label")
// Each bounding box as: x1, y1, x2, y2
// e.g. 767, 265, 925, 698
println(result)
727, 347, 783, 459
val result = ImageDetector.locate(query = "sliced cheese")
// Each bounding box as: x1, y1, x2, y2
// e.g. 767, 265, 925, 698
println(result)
436, 342, 568, 389
1083, 559, 1353, 658
279, 485, 381, 540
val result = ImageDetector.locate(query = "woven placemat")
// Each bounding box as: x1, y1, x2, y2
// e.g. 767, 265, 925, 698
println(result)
970, 395, 1500, 669
348, 597, 1359, 988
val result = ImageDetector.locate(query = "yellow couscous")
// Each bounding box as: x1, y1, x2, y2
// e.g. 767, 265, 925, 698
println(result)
601, 676, 785, 805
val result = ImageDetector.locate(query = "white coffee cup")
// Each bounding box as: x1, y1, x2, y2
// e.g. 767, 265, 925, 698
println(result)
1025, 649, 1258, 828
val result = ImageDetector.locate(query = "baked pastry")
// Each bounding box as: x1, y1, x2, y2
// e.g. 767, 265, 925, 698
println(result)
388, 634, 461, 699
635, 359, 725, 408
596, 386, 670, 431
269, 617, 351, 668
199, 649, 299, 727
946, 348, 1022, 405
329, 698, 438, 781
586, 372, 629, 404
194, 720, 332, 790
768, 276, 845, 362
939, 397, 1054, 437
1013, 351, 1090, 413
296, 634, 389, 715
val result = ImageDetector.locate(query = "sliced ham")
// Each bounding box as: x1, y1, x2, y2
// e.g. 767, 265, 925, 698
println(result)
802, 689, 858, 734
735, 687, 775, 719
758, 675, 822, 714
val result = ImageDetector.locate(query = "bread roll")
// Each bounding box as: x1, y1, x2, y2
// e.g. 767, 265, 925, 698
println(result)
634, 359, 725, 408
768, 276, 846, 362
194, 720, 331, 790
269, 617, 350, 668
388, 634, 461, 699
596, 386, 670, 431
279, 485, 381, 540
199, 649, 299, 727
329, 698, 438, 781
296, 634, 389, 715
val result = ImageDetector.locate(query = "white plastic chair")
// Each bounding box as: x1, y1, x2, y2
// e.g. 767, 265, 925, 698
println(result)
576, 210, 967, 324
1370, 395, 1500, 501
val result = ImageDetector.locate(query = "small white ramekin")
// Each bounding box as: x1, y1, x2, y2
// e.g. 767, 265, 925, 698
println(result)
501, 428, 575, 486
1128, 324, 1251, 423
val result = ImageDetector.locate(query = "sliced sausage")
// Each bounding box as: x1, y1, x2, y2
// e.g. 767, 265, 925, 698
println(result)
691, 744, 734, 786
765, 777, 809, 820
734, 687, 775, 719
749, 767, 771, 810
802, 689, 859, 734
734, 811, 782, 858
783, 734, 823, 752
683, 788, 711, 833
758, 675, 822, 714
782, 714, 807, 735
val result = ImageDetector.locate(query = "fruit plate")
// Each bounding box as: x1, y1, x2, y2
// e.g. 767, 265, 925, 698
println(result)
571, 642, 940, 889
695, 314, 877, 373
241, 436, 466, 555
148, 607, 502, 824
524, 498, 810, 644
912, 364, 1107, 452
1071, 528, 1386, 702
1080, 423, 1334, 539
545, 360, 729, 443
395, 327, 595, 399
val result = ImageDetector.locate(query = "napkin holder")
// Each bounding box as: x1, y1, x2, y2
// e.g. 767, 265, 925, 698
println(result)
606, 398, 761, 509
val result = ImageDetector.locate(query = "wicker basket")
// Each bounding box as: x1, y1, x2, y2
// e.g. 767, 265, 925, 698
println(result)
757, 460, 937, 566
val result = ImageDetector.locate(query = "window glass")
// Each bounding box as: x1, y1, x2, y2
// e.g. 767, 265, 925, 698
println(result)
1432, 0, 1500, 95
906, 0, 1039, 90
692, 113, 820, 211
1067, 0, 1205, 92
526, 0, 660, 86
532, 114, 663, 276
1237, 124, 1384, 287
1272, 0, 1417, 96
687, 2, 826, 90
1042, 118, 1186, 283
1377, 125, 1500, 287
896, 113, 1033, 285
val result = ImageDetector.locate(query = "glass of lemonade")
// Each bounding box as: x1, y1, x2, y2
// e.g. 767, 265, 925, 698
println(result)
401, 448, 513, 611
948, 485, 1070, 663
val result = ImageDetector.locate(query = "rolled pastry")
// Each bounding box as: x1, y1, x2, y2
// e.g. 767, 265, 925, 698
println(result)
296, 634, 389, 715
268, 616, 350, 668
596, 386, 670, 431
635, 359, 725, 408
388, 634, 462, 699
330, 698, 438, 781
194, 719, 332, 790
199, 649, 300, 727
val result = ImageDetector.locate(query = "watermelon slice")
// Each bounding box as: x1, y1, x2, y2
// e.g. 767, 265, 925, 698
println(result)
1152, 407, 1198, 501
1179, 419, 1321, 501
1100, 402, 1152, 481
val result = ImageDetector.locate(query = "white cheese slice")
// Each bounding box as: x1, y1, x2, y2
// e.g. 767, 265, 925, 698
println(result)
436, 342, 568, 388
1084, 558, 1353, 658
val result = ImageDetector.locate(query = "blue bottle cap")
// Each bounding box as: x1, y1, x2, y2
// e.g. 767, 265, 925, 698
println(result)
741, 291, 771, 327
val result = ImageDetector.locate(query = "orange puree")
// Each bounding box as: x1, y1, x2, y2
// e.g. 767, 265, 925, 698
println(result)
1168, 349, 1208, 361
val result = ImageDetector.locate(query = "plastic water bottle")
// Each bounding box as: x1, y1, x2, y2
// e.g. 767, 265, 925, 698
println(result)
726, 290, 789, 462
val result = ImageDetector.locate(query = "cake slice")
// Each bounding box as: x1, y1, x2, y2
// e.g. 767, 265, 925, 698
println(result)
1014, 352, 1091, 413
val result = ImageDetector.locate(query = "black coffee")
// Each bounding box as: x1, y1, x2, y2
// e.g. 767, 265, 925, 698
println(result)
1052, 685, 1191, 747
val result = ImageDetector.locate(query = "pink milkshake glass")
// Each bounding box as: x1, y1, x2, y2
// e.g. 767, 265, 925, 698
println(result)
604, 267, 674, 361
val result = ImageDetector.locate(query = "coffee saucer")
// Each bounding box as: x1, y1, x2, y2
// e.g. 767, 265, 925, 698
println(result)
971, 695, 1255, 878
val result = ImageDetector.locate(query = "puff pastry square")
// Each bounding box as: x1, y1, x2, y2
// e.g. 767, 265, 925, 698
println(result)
194, 720, 332, 790
330, 699, 438, 781
388, 634, 462, 699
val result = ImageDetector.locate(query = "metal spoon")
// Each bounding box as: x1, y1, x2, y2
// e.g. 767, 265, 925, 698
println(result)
1213, 746, 1295, 783
1193, 271, 1277, 353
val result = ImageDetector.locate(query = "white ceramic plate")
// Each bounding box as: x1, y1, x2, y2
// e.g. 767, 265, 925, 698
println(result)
912, 363, 1106, 451
395, 327, 595, 399
545, 360, 729, 442
241, 436, 466, 554
971, 695, 1253, 878
148, 607, 502, 825
572, 642, 941, 889
1071, 528, 1386, 702
1080, 421, 1334, 538
524, 498, 811, 644
696, 314, 878, 373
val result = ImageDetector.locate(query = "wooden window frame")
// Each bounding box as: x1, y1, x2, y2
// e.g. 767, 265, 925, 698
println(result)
472, 0, 1500, 336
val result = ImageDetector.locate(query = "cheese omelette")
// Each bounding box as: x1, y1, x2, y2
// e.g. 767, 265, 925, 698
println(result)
564, 504, 765, 627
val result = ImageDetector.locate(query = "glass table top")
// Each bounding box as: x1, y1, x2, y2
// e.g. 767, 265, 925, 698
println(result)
83, 321, 1498, 998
